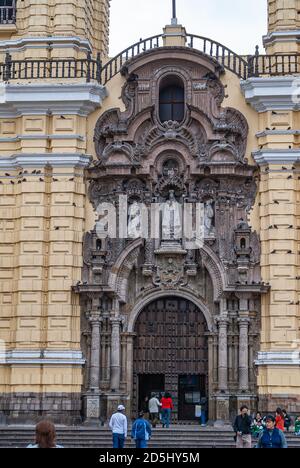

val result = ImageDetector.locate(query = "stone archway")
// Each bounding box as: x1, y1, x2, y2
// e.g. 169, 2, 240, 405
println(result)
131, 294, 210, 421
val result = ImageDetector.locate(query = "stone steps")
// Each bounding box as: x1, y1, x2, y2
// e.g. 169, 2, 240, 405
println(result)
0, 427, 299, 448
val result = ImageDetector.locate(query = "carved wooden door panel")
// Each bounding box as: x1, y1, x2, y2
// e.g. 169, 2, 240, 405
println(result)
133, 297, 208, 420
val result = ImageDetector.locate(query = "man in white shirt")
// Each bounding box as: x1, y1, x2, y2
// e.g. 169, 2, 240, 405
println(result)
148, 394, 162, 428
109, 404, 128, 448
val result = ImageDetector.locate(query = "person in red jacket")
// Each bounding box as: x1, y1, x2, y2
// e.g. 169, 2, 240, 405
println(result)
161, 393, 174, 428
275, 408, 285, 431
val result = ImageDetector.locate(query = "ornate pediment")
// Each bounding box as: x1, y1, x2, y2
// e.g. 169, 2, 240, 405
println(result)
93, 50, 249, 169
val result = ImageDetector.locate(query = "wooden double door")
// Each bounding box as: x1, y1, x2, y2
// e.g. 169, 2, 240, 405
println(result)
133, 297, 208, 420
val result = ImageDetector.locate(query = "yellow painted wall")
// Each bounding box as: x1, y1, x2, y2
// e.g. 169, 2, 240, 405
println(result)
268, 0, 300, 32
0, 0, 110, 60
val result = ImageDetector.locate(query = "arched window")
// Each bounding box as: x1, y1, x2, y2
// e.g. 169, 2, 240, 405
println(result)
159, 76, 184, 123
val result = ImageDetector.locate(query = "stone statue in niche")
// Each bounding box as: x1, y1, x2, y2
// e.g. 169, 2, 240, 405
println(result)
161, 190, 182, 240
204, 200, 215, 237
128, 200, 142, 239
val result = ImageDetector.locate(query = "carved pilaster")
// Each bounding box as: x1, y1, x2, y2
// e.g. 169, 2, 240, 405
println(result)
215, 315, 230, 392
110, 317, 122, 391
87, 309, 102, 390
238, 317, 250, 391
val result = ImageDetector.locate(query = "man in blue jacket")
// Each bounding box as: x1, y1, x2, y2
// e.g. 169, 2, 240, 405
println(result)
131, 412, 152, 449
256, 415, 288, 448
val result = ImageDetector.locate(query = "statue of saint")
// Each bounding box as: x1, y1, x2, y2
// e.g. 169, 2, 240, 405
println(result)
128, 200, 141, 238
204, 200, 215, 237
161, 190, 182, 240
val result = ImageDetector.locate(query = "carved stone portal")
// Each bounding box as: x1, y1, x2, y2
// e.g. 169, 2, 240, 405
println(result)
75, 47, 269, 422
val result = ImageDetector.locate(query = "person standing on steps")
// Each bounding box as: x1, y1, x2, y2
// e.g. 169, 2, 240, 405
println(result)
149, 393, 162, 428
233, 405, 252, 449
200, 397, 208, 427
161, 392, 174, 428
109, 404, 128, 449
131, 412, 152, 449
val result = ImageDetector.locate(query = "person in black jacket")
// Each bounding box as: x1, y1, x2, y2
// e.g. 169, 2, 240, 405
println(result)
233, 405, 253, 448
282, 409, 292, 432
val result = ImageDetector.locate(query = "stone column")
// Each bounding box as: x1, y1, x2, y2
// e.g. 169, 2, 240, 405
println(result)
125, 332, 136, 417
216, 316, 229, 392
84, 299, 102, 424
89, 311, 102, 390
110, 317, 122, 391
238, 317, 250, 391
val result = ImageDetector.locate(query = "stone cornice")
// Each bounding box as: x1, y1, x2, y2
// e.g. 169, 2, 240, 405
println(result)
0, 350, 85, 366
0, 83, 108, 117
255, 351, 300, 366
253, 149, 300, 165
0, 152, 92, 168
241, 77, 300, 112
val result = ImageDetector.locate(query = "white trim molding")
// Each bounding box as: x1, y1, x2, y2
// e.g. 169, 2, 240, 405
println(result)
253, 149, 300, 165
0, 350, 85, 366
241, 77, 300, 112
0, 134, 85, 142
0, 36, 92, 53
255, 351, 300, 367
263, 30, 300, 47
256, 130, 300, 138
0, 83, 108, 117
0, 152, 92, 168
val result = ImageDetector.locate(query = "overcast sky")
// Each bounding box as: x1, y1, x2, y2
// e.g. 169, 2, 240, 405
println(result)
109, 0, 268, 57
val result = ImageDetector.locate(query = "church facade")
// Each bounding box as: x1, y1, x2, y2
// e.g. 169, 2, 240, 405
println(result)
0, 0, 299, 424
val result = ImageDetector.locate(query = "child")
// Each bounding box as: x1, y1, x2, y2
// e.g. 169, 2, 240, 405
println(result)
295, 416, 300, 436
252, 412, 265, 438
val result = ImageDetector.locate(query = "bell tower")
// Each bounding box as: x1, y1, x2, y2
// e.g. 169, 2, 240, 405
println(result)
0, 0, 110, 59
265, 0, 300, 53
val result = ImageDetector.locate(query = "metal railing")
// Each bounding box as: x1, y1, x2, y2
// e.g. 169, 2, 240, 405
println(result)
0, 51, 102, 82
247, 46, 300, 77
0, 36, 299, 84
101, 34, 164, 84
0, 1, 16, 24
186, 34, 249, 79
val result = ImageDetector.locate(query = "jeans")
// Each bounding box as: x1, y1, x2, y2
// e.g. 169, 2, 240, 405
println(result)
135, 439, 148, 449
201, 411, 206, 426
162, 408, 171, 428
113, 433, 125, 448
